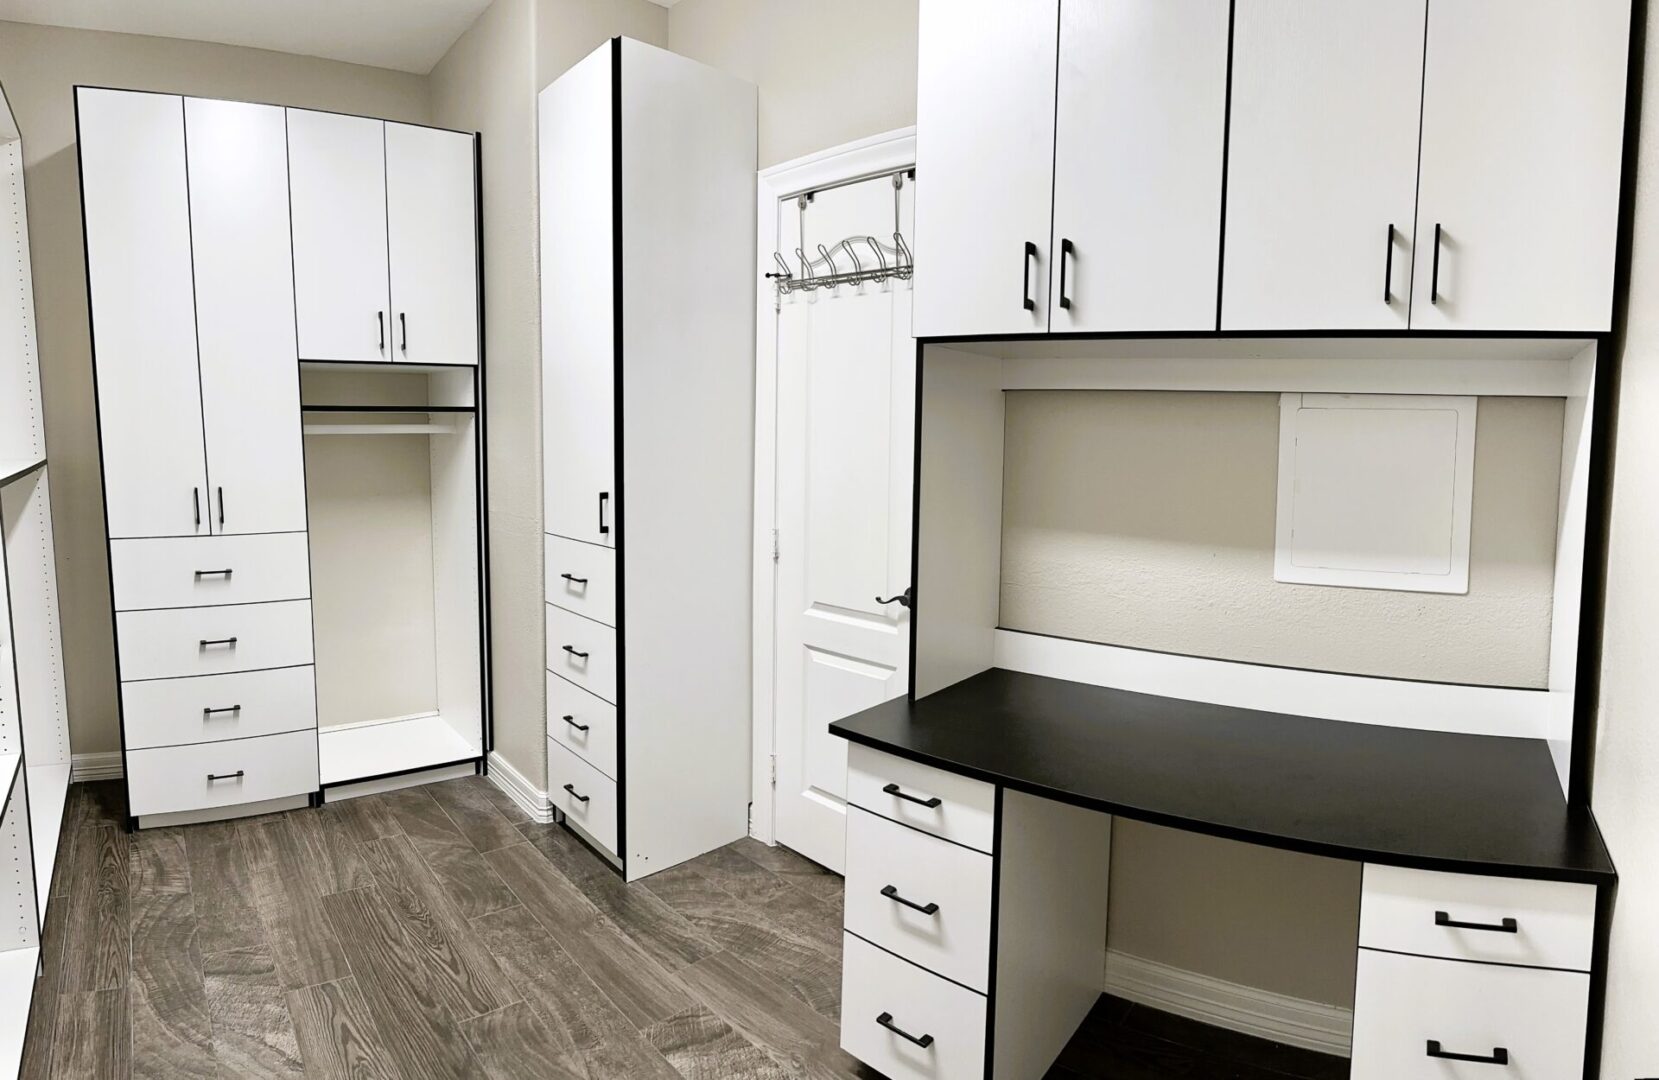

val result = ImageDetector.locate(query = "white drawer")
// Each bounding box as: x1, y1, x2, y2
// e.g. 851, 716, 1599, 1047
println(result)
548, 738, 618, 857
1360, 865, 1596, 972
547, 670, 617, 779
848, 744, 996, 855
111, 533, 312, 611
126, 729, 319, 817
545, 603, 617, 704
116, 600, 315, 681
122, 667, 318, 749
545, 534, 616, 627
1351, 949, 1588, 1080
841, 932, 986, 1080
845, 806, 993, 992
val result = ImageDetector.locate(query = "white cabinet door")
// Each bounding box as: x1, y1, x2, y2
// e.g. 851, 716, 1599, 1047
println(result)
1051, 0, 1229, 332
912, 0, 1060, 338
76, 89, 210, 539
185, 98, 309, 535
1410, 0, 1629, 332
288, 109, 391, 362
539, 47, 616, 547
1222, 0, 1426, 331
386, 123, 479, 366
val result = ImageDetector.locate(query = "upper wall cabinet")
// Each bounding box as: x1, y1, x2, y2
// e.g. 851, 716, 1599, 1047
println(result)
1409, 0, 1630, 332
289, 110, 479, 365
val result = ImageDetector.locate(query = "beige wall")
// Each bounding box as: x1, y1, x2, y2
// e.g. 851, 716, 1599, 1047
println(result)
0, 20, 431, 759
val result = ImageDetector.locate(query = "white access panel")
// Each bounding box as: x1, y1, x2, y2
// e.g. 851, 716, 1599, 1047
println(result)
76, 88, 210, 538
912, 0, 1060, 337
185, 97, 309, 536
1050, 0, 1229, 332
1222, 0, 1426, 330
1410, 0, 1630, 332
386, 123, 479, 367
288, 108, 392, 362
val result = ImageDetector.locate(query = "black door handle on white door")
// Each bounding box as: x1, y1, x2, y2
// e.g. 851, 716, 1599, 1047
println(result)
599, 492, 610, 536
378, 310, 385, 351
1431, 224, 1444, 305
1383, 224, 1394, 304
1058, 238, 1074, 310
1022, 241, 1037, 312
217, 486, 225, 527
1425, 1041, 1508, 1066
875, 587, 912, 609
399, 312, 407, 353
193, 487, 201, 528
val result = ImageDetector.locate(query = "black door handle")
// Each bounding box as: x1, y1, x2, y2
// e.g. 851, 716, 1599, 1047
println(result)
563, 783, 589, 803
193, 487, 201, 528
378, 310, 385, 350
194, 569, 234, 579
1383, 223, 1395, 304
875, 587, 912, 609
876, 1013, 934, 1049
1431, 223, 1444, 305
202, 705, 242, 717
206, 771, 245, 782
399, 312, 407, 354
562, 645, 590, 660
561, 714, 590, 732
1022, 241, 1037, 312
1058, 237, 1074, 310
199, 637, 238, 648
560, 573, 589, 586
1426, 1040, 1508, 1066
1435, 911, 1518, 934
882, 783, 941, 809
599, 492, 610, 536
881, 885, 940, 916
217, 486, 225, 527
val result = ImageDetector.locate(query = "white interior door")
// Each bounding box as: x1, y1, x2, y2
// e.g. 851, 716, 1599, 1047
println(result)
386, 122, 480, 366
186, 97, 308, 536
288, 108, 392, 362
773, 176, 916, 872
76, 89, 209, 539
1221, 0, 1426, 330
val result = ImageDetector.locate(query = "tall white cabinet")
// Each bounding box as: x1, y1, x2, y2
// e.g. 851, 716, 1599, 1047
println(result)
539, 38, 757, 881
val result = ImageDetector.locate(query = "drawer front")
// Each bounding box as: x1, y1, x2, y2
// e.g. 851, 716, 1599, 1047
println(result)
545, 534, 616, 627
847, 744, 996, 854
123, 666, 318, 749
126, 729, 319, 817
116, 600, 315, 681
1351, 949, 1588, 1080
1360, 864, 1596, 971
547, 670, 617, 780
841, 932, 987, 1080
844, 806, 993, 992
545, 603, 617, 704
548, 738, 618, 857
111, 533, 312, 611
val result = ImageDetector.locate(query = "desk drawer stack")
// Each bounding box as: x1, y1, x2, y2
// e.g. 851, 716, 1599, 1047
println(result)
545, 537, 620, 859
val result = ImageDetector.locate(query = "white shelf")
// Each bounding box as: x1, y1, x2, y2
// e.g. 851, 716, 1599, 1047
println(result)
303, 422, 457, 436
318, 713, 480, 786
25, 763, 69, 921
0, 457, 45, 489
0, 945, 41, 1080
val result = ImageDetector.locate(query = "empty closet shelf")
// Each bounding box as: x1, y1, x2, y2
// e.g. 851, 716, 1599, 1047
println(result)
0, 456, 46, 487
318, 713, 480, 786
300, 404, 475, 412
303, 417, 460, 435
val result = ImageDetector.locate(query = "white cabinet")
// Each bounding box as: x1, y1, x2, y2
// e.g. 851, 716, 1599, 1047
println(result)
386, 123, 479, 366
1050, 0, 1230, 332
1222, 0, 1426, 331
912, 0, 1060, 338
1409, 0, 1630, 332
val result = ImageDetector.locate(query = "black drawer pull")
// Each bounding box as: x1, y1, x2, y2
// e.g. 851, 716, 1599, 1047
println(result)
199, 637, 238, 649
563, 783, 589, 803
202, 705, 242, 717
599, 492, 610, 536
1426, 1040, 1508, 1066
194, 569, 234, 579
561, 714, 590, 732
882, 782, 941, 809
560, 573, 589, 586
562, 645, 589, 660
1435, 911, 1518, 934
881, 885, 939, 916
206, 771, 245, 782
876, 1012, 934, 1049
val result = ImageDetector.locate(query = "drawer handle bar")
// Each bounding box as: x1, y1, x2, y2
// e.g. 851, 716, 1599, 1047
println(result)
194, 569, 234, 579
206, 771, 245, 782
562, 645, 590, 660
1435, 911, 1518, 934
561, 714, 590, 732
882, 782, 941, 809
560, 573, 589, 586
881, 885, 939, 916
876, 1012, 934, 1050
203, 705, 242, 717
563, 783, 589, 803
1426, 1040, 1508, 1066
199, 637, 239, 649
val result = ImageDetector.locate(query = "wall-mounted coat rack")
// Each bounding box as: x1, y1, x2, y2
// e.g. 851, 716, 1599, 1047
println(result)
768, 169, 914, 294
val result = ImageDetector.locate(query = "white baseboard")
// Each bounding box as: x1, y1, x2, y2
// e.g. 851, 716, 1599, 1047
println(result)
485, 750, 552, 824
70, 751, 123, 782
1105, 949, 1353, 1058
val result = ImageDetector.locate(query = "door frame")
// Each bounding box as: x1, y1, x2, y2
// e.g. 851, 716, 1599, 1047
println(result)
750, 127, 917, 846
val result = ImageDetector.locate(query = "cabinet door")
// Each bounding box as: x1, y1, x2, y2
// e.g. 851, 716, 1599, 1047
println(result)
1410, 0, 1630, 332
185, 98, 308, 535
539, 46, 616, 548
1222, 0, 1426, 330
288, 109, 392, 362
76, 89, 210, 539
912, 0, 1060, 338
1051, 0, 1229, 331
386, 123, 480, 366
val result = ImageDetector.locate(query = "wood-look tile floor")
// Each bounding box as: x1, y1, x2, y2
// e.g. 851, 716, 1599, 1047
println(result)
20, 779, 1348, 1080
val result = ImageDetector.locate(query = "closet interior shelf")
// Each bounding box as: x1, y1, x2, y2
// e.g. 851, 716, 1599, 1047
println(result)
300, 404, 476, 413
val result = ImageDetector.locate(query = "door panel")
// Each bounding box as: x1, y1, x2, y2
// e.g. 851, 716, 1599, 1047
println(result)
1222, 0, 1425, 330
912, 0, 1059, 338
76, 88, 209, 539
386, 123, 479, 366
1051, 0, 1230, 331
185, 97, 309, 535
288, 108, 392, 362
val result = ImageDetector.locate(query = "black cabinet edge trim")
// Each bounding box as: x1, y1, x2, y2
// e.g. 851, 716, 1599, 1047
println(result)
844, 929, 989, 999
318, 755, 482, 790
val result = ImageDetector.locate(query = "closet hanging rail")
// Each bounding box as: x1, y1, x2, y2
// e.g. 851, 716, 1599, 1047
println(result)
767, 169, 914, 295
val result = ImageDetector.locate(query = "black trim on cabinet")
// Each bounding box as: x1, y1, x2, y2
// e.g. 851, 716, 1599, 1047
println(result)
905, 339, 924, 702
473, 130, 495, 766
317, 755, 482, 791
610, 36, 629, 870
1214, 0, 1235, 331
300, 404, 476, 413
982, 785, 1004, 1080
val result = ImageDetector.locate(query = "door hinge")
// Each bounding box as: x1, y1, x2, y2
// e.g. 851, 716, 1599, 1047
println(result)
769, 754, 777, 787
772, 528, 780, 563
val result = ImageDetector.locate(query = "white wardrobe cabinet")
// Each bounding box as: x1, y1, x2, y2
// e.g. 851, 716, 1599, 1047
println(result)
1409, 0, 1630, 332
386, 123, 480, 367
